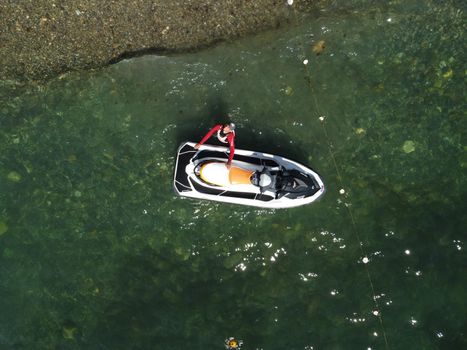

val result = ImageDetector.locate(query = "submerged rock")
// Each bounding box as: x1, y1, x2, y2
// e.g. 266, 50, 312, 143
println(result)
355, 128, 366, 135
62, 320, 78, 340
284, 86, 294, 96
312, 40, 326, 55
402, 140, 416, 153
0, 222, 8, 236
62, 327, 76, 340
7, 171, 21, 182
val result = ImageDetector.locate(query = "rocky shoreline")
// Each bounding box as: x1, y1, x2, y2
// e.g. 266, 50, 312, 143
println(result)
0, 0, 319, 82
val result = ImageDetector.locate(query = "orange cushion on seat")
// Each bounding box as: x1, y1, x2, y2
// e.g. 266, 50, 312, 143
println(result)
229, 167, 254, 185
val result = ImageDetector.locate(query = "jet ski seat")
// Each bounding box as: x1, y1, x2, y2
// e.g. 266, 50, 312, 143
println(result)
197, 161, 255, 187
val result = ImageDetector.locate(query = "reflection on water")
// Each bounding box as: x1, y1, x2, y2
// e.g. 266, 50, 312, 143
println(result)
0, 0, 465, 349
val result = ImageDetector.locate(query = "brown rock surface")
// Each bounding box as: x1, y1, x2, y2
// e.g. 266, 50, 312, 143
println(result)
0, 0, 317, 81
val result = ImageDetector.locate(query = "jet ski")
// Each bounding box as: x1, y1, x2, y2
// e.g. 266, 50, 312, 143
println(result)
173, 142, 325, 209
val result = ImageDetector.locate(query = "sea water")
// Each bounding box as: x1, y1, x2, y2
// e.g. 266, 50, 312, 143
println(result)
0, 0, 465, 349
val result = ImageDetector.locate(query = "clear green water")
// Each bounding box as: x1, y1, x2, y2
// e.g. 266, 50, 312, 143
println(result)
1, 1, 466, 349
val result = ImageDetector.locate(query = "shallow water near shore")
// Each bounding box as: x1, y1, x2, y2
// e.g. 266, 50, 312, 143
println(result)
0, 1, 466, 349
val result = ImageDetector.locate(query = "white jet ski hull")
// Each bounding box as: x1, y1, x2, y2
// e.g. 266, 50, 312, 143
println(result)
173, 142, 325, 209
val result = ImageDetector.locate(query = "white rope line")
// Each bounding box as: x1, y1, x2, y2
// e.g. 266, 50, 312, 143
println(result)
287, 2, 390, 348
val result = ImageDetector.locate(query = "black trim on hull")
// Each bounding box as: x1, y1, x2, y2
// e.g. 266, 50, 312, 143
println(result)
194, 150, 280, 169
219, 191, 257, 200
261, 159, 279, 167
194, 150, 263, 165
175, 181, 191, 193
190, 178, 224, 195
256, 194, 274, 202
190, 178, 264, 200
174, 148, 195, 192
